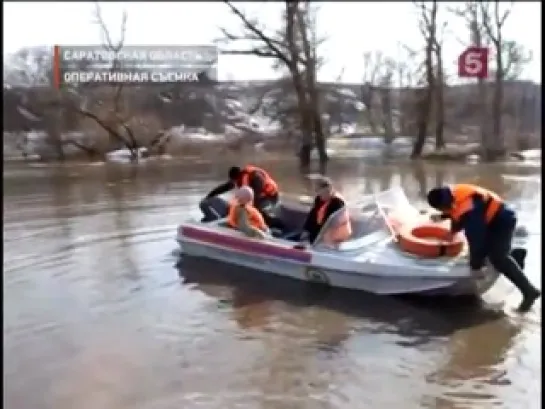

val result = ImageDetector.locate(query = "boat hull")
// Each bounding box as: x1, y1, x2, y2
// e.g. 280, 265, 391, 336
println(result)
177, 223, 499, 297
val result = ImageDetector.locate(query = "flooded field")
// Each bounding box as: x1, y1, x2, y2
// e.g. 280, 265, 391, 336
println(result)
3, 158, 541, 409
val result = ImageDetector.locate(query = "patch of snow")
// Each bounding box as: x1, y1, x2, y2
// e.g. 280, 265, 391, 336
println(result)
339, 123, 356, 134
105, 147, 148, 163
337, 88, 358, 98
17, 106, 42, 122
518, 149, 541, 160
353, 101, 366, 111
311, 148, 336, 159
224, 125, 246, 136
168, 126, 224, 143
225, 99, 244, 110
184, 133, 224, 142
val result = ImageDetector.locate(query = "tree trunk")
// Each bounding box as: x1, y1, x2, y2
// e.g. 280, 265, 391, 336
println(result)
361, 83, 377, 134
285, 3, 317, 172
490, 48, 505, 160
298, 135, 313, 173
411, 45, 434, 159
478, 77, 491, 161
294, 2, 328, 172
312, 111, 328, 173
292, 82, 313, 171
45, 111, 65, 161
411, 88, 432, 158
307, 77, 327, 170
434, 47, 445, 150
48, 131, 65, 161
381, 87, 395, 144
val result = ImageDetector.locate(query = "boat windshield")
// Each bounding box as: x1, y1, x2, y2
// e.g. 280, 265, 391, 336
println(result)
374, 187, 419, 221
313, 187, 416, 248
368, 187, 420, 237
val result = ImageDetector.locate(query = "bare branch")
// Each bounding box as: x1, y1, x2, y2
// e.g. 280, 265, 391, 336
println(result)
479, 1, 512, 45
220, 49, 278, 58
93, 2, 127, 53
221, 1, 292, 66
495, 1, 512, 28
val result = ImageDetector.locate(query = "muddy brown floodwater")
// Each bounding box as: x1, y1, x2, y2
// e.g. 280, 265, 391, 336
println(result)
3, 158, 541, 409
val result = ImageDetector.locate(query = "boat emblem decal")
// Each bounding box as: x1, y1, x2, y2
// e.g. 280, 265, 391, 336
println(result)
304, 268, 330, 285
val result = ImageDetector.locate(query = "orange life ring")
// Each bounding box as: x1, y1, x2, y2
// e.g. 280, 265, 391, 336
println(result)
397, 224, 465, 258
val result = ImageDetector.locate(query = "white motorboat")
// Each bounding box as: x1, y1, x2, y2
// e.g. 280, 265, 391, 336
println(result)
177, 188, 526, 296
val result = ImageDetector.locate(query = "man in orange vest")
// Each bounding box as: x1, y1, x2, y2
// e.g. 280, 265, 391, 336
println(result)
200, 165, 283, 229
427, 184, 540, 312
298, 177, 352, 246
227, 186, 271, 239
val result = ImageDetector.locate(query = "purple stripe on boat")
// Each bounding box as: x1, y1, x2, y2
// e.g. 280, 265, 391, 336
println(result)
182, 226, 312, 263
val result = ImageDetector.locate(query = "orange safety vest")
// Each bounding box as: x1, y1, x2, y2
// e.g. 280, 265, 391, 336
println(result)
447, 184, 503, 224
227, 200, 269, 232
239, 165, 279, 198
316, 192, 352, 244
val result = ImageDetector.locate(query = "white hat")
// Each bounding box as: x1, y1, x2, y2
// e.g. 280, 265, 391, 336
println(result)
235, 186, 254, 204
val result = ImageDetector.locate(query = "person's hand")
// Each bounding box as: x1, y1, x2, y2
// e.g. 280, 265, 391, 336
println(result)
430, 213, 443, 223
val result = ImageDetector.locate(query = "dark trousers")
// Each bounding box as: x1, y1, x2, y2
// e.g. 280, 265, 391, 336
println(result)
255, 194, 285, 230
199, 196, 229, 222
486, 219, 536, 296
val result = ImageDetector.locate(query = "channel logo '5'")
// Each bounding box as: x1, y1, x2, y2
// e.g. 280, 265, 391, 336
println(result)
458, 46, 489, 79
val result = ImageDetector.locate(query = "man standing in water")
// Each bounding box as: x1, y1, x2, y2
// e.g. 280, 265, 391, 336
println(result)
427, 184, 540, 312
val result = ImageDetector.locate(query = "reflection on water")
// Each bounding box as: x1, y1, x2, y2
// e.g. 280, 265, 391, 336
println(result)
3, 159, 541, 409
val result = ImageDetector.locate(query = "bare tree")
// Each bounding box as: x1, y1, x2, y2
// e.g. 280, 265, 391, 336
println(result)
3, 48, 99, 160
450, 1, 533, 160
359, 51, 397, 143
432, 15, 447, 150
220, 1, 327, 172
394, 45, 420, 136
479, 1, 512, 160
411, 0, 438, 159
449, 2, 491, 159
62, 3, 169, 162
378, 58, 396, 144
294, 2, 328, 172
361, 51, 383, 135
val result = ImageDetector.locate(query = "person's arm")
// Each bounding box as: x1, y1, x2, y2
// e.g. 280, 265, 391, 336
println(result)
322, 196, 345, 224
302, 198, 320, 233
236, 206, 268, 239
206, 181, 235, 198
459, 194, 488, 270
430, 213, 451, 222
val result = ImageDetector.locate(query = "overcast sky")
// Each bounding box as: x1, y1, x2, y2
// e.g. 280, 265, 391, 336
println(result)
3, 1, 542, 83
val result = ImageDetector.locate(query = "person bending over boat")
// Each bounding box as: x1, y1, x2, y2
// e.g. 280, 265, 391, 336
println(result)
200, 165, 283, 228
427, 184, 540, 312
227, 186, 271, 239
298, 177, 352, 246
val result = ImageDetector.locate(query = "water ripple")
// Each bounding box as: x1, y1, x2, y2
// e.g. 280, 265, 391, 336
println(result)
3, 161, 541, 409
